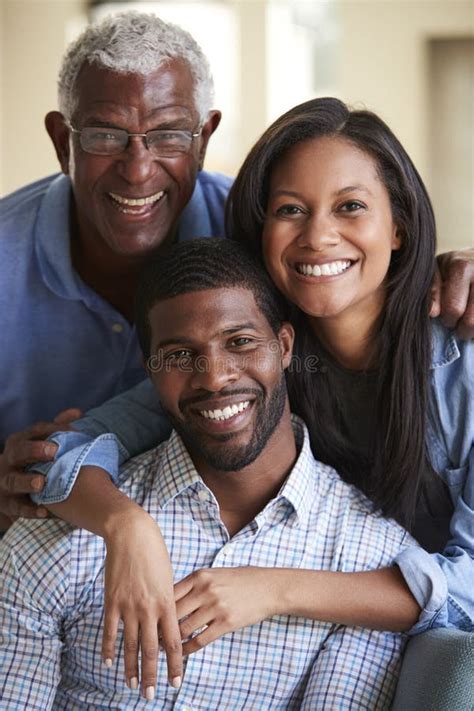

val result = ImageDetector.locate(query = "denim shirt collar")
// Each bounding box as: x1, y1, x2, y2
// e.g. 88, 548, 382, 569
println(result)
430, 319, 461, 370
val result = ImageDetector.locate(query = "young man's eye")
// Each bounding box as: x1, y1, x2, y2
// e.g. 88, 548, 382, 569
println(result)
165, 349, 193, 363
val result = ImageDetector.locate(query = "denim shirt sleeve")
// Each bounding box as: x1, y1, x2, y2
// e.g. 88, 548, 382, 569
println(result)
31, 379, 171, 505
395, 322, 474, 635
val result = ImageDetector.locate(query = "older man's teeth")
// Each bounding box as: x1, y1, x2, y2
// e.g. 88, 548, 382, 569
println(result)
109, 191, 164, 207
200, 401, 250, 421
297, 260, 352, 277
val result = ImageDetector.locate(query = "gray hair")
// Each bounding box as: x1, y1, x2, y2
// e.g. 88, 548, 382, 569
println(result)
58, 11, 214, 121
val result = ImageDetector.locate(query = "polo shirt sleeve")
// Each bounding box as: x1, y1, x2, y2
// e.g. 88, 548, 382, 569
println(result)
75, 378, 171, 457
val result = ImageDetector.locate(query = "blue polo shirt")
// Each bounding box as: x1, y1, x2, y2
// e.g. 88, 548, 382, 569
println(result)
0, 171, 232, 445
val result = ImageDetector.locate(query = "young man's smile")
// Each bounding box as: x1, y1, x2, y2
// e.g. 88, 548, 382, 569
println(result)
147, 287, 294, 474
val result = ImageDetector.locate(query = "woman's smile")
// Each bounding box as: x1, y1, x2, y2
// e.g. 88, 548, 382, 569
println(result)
262, 135, 401, 324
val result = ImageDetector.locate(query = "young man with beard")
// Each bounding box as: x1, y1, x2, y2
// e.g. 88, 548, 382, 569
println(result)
0, 240, 417, 709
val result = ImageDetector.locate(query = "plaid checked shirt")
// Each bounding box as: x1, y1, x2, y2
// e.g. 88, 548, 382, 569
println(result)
0, 417, 415, 710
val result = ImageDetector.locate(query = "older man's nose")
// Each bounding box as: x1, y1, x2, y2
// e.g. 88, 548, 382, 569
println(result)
116, 135, 159, 184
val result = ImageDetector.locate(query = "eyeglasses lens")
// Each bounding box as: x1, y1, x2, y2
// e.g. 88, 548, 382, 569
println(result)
80, 128, 193, 156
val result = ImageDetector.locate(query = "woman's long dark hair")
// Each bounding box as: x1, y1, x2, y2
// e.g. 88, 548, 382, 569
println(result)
226, 98, 436, 528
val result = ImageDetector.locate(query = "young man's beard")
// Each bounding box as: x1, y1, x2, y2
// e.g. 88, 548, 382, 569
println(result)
166, 375, 287, 472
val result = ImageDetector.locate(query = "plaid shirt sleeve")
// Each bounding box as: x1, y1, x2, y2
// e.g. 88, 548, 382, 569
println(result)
0, 520, 71, 710
301, 625, 403, 709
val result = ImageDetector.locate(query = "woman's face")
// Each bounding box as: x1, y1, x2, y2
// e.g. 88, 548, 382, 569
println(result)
262, 136, 401, 322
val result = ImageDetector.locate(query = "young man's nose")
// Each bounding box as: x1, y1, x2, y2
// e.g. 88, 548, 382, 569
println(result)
190, 352, 240, 392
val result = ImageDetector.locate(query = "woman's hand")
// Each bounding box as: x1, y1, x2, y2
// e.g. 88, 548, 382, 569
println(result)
102, 511, 183, 700
174, 566, 282, 655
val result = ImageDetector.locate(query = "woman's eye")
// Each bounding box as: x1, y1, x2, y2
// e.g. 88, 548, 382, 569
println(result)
275, 204, 304, 217
339, 201, 365, 213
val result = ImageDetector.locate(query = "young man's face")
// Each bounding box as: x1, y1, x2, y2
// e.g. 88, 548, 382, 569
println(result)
147, 287, 294, 472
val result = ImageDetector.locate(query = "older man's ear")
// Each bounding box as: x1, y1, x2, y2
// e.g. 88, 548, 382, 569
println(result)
45, 111, 71, 175
197, 110, 221, 170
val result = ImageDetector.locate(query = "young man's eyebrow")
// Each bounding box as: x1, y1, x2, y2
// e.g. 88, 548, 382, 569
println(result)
156, 323, 260, 348
222, 322, 259, 334
156, 337, 190, 349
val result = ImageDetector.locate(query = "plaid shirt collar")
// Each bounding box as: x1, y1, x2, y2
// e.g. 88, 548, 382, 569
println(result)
153, 415, 317, 527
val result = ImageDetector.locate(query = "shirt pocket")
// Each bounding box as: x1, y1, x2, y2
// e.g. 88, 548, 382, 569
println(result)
443, 463, 468, 501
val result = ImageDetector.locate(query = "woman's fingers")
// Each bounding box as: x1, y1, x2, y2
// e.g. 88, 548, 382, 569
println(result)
122, 616, 140, 692
137, 614, 160, 701
181, 621, 221, 656
159, 611, 183, 689
179, 608, 212, 642
103, 606, 184, 698
101, 603, 120, 669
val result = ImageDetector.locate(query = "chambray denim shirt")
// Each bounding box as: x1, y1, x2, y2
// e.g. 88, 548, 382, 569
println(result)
0, 171, 232, 445
32, 320, 474, 635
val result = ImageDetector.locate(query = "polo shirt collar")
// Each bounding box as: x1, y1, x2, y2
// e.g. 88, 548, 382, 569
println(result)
35, 173, 212, 302
177, 174, 212, 241
34, 174, 86, 301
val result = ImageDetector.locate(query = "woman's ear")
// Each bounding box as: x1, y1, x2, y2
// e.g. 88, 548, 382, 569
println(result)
391, 226, 402, 251
45, 111, 71, 175
278, 321, 295, 370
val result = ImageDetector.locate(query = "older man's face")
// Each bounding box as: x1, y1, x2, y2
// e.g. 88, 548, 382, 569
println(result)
48, 60, 219, 257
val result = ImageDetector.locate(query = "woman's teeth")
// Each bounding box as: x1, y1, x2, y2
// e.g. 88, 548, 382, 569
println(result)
297, 260, 352, 277
200, 401, 250, 421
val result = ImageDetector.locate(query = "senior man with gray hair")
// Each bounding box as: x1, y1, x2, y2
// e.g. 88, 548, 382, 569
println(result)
0, 12, 228, 449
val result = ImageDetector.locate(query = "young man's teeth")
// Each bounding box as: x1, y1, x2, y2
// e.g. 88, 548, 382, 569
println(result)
200, 401, 250, 421
109, 191, 164, 206
298, 260, 351, 276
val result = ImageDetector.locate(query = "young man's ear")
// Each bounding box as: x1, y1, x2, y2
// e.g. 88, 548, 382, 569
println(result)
45, 111, 71, 175
278, 322, 295, 370
197, 110, 221, 170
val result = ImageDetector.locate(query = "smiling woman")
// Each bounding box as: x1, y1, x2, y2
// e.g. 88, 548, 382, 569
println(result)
263, 136, 402, 327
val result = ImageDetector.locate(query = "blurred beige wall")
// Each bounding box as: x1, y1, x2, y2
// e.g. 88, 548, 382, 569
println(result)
337, 0, 473, 251
1, 0, 87, 195
1, 0, 473, 251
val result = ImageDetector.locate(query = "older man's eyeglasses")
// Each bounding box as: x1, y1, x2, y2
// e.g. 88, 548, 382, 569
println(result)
67, 124, 202, 157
